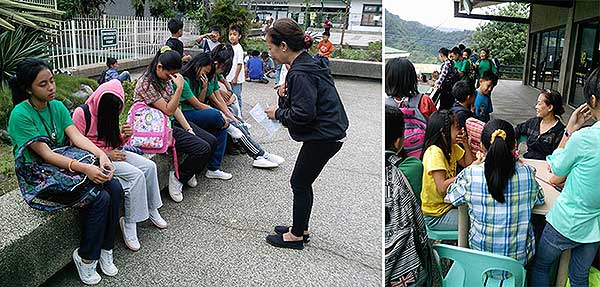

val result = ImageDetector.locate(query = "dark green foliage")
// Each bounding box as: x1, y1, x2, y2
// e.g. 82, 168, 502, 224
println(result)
57, 0, 114, 19
209, 0, 250, 40
0, 27, 49, 85
471, 3, 529, 66
149, 0, 176, 18
385, 9, 473, 64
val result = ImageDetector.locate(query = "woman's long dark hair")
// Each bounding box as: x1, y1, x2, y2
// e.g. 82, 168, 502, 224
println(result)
8, 58, 52, 105
421, 110, 455, 162
181, 52, 214, 95
210, 43, 234, 76
144, 48, 182, 91
97, 93, 123, 149
584, 66, 600, 106
385, 58, 419, 100
481, 119, 516, 203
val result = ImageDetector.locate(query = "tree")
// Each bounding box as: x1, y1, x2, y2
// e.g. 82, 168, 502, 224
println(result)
471, 3, 529, 66
57, 0, 114, 19
0, 0, 64, 33
209, 0, 250, 38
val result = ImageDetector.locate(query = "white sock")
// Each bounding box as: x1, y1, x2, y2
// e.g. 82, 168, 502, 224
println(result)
123, 222, 137, 239
149, 208, 160, 219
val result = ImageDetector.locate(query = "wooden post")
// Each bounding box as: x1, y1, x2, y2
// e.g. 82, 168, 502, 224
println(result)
340, 1, 350, 46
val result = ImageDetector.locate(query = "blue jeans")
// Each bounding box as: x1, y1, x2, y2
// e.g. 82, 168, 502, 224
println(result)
423, 208, 458, 231
183, 109, 227, 171
531, 223, 600, 287
313, 55, 330, 67
117, 71, 131, 82
230, 83, 243, 117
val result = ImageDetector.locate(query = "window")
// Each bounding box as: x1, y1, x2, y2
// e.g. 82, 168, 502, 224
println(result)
361, 4, 381, 27
528, 27, 565, 91
570, 20, 600, 107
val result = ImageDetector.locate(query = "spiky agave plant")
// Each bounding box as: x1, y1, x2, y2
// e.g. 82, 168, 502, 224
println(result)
0, 26, 49, 85
0, 0, 64, 33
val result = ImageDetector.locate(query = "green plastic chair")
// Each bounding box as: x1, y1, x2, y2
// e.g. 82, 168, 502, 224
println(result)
432, 244, 526, 287
426, 225, 458, 241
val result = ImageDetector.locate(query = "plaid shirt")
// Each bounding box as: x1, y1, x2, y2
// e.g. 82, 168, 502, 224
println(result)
134, 72, 174, 105
446, 162, 544, 267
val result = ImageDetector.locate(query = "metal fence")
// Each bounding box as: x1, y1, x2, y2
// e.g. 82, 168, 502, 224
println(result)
22, 0, 57, 9
49, 15, 197, 70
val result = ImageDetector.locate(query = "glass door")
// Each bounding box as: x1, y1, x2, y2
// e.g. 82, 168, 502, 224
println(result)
570, 20, 600, 106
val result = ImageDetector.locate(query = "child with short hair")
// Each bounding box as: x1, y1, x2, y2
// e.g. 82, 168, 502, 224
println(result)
195, 26, 221, 53
103, 57, 130, 83
447, 119, 544, 278
226, 25, 245, 116
420, 110, 473, 231
261, 52, 276, 79
474, 71, 498, 122
314, 31, 334, 66
450, 80, 476, 128
165, 18, 192, 63
247, 50, 269, 84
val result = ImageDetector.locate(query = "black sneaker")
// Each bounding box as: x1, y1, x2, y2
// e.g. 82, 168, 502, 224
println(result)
266, 234, 304, 250
274, 226, 310, 243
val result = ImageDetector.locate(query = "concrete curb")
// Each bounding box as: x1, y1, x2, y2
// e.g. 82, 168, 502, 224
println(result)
0, 153, 170, 287
68, 49, 381, 80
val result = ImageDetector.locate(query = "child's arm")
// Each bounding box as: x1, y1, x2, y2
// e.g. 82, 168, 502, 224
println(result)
431, 170, 456, 197
232, 63, 242, 85
457, 129, 474, 167
173, 108, 194, 133
151, 74, 184, 116
186, 95, 211, 110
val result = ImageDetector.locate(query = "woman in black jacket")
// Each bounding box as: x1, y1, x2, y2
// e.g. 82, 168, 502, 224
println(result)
264, 18, 349, 250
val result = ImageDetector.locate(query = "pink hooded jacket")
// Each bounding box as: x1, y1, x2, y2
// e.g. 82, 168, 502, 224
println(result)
72, 79, 126, 152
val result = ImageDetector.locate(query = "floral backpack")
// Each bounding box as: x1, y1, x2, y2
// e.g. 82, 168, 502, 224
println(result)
127, 102, 179, 178
14, 136, 101, 211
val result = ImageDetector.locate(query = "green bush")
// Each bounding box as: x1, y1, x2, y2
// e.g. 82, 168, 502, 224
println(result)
210, 0, 250, 41
150, 0, 177, 19
120, 80, 136, 125
243, 38, 267, 54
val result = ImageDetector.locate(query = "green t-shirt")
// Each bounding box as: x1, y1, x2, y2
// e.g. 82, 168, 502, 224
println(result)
455, 59, 472, 81
177, 79, 199, 112
476, 59, 497, 78
398, 156, 424, 204
206, 74, 224, 100
8, 100, 74, 163
546, 122, 600, 243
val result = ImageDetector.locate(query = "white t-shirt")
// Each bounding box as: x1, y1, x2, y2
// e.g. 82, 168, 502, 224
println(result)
226, 43, 245, 83
278, 64, 288, 86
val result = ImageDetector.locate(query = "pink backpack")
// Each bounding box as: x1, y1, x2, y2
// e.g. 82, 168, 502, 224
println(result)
127, 102, 179, 177
386, 94, 427, 158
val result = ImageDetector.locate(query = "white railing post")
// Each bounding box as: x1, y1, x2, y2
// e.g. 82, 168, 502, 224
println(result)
70, 20, 78, 68
134, 19, 139, 59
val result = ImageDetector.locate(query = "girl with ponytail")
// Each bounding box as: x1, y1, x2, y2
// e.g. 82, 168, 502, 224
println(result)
446, 119, 544, 274
420, 110, 473, 231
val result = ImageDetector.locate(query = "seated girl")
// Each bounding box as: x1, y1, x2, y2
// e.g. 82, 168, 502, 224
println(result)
446, 119, 544, 275
180, 52, 284, 168
420, 110, 473, 230
72, 79, 168, 252
515, 89, 565, 160
134, 47, 217, 203
8, 59, 122, 285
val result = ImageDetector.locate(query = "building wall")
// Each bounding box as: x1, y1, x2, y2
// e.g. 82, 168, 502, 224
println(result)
530, 4, 569, 32
348, 0, 382, 32
574, 0, 600, 23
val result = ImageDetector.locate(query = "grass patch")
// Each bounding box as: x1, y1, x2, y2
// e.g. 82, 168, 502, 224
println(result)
0, 143, 16, 196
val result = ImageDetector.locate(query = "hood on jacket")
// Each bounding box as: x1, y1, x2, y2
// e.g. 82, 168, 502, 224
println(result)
85, 79, 125, 116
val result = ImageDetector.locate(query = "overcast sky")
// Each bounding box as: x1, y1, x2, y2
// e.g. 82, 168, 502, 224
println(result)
386, 0, 488, 31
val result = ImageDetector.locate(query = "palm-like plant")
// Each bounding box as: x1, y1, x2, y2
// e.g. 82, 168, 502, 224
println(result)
0, 26, 49, 84
0, 0, 64, 33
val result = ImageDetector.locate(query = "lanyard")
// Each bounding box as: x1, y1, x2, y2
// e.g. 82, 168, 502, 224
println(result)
30, 100, 57, 145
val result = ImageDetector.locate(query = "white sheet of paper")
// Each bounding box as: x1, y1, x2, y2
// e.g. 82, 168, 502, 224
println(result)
249, 103, 282, 137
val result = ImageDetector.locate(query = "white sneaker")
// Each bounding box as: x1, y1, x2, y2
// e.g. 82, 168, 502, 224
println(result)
263, 152, 285, 165
168, 171, 183, 202
253, 156, 278, 168
226, 125, 244, 139
149, 209, 168, 229
99, 249, 118, 276
242, 122, 252, 129
187, 175, 198, 187
119, 217, 140, 251
205, 169, 233, 180
72, 248, 101, 285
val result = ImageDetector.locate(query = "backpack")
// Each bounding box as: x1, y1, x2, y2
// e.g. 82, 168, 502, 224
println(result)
386, 95, 427, 158
14, 136, 101, 211
385, 152, 433, 287
442, 60, 460, 91
97, 69, 108, 85
126, 102, 179, 177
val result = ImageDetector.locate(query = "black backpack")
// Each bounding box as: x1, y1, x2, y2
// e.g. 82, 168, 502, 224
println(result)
97, 69, 108, 85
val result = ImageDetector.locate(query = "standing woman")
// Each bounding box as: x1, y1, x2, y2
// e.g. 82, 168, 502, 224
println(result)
8, 59, 122, 285
264, 18, 349, 250
474, 48, 497, 86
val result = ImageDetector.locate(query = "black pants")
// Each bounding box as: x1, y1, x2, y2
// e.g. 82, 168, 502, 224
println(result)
78, 178, 122, 260
173, 122, 217, 183
290, 141, 343, 237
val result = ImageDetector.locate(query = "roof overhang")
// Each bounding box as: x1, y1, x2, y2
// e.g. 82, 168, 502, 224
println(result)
454, 0, 573, 24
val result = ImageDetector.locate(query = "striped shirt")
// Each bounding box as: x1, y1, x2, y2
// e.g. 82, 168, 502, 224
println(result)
446, 162, 544, 266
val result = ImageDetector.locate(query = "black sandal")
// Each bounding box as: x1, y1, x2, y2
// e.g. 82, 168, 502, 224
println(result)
274, 226, 310, 243
266, 234, 304, 250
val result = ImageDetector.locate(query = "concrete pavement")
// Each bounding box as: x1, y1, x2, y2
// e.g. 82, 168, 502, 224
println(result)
42, 78, 382, 286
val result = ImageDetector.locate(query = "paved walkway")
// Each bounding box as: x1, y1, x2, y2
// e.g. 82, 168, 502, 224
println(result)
42, 78, 382, 286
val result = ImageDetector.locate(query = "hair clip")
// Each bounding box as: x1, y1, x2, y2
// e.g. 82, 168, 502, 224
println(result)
160, 46, 172, 54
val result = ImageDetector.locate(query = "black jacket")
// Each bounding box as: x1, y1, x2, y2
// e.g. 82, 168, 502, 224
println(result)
275, 52, 349, 142
515, 117, 565, 160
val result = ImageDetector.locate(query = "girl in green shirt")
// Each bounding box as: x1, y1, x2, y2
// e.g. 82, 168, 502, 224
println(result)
474, 49, 497, 87
7, 59, 122, 285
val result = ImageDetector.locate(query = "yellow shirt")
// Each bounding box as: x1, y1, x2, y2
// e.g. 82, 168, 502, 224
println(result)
421, 144, 464, 217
